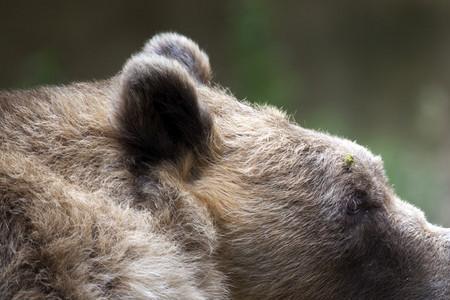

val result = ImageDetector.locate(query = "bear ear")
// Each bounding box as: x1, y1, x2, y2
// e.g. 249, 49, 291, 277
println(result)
143, 33, 212, 84
113, 53, 212, 161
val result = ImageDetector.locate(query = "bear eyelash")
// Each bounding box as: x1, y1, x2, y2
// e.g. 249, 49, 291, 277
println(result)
346, 190, 369, 216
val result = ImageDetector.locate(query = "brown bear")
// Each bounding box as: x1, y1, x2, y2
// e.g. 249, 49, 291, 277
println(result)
0, 33, 449, 300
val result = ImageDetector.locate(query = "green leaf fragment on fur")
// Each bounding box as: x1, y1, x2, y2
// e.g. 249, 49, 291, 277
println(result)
344, 154, 354, 168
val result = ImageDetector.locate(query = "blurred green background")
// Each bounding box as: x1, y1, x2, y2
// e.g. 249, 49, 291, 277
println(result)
0, 0, 449, 225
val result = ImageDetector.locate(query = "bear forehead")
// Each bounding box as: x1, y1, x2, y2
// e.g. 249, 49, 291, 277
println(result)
193, 87, 389, 202
202, 89, 384, 177
292, 128, 388, 193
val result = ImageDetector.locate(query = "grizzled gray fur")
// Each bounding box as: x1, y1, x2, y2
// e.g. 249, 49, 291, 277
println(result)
0, 33, 449, 299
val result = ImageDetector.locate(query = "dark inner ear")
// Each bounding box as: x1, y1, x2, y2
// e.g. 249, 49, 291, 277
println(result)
113, 54, 212, 162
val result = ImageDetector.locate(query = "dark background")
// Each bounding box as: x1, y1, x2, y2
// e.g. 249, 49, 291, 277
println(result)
1, 0, 449, 225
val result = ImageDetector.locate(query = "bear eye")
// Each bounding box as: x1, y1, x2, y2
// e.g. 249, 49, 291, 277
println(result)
346, 190, 369, 216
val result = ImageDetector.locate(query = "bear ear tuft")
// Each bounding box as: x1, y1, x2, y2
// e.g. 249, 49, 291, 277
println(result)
113, 53, 212, 161
143, 33, 212, 84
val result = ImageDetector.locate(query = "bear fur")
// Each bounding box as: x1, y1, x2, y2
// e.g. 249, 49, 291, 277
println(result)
0, 33, 449, 299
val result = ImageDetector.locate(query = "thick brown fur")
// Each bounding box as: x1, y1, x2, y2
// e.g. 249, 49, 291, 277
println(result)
0, 33, 449, 299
